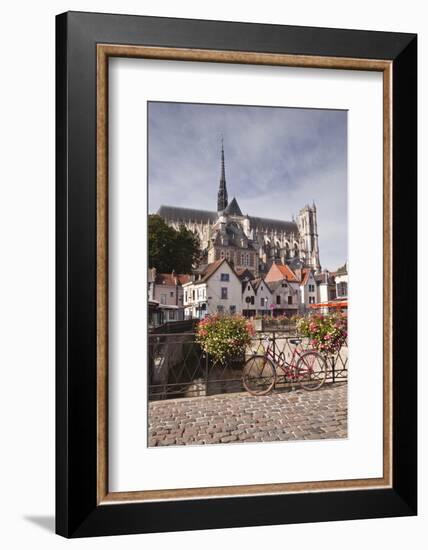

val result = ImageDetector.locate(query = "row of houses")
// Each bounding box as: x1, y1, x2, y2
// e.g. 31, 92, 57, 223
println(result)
148, 259, 348, 326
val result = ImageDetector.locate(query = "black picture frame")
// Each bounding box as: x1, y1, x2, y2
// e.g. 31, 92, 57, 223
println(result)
56, 11, 417, 538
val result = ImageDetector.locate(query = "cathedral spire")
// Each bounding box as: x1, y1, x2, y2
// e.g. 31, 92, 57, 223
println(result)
217, 138, 228, 212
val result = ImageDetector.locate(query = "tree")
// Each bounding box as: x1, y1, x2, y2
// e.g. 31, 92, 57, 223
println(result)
148, 215, 200, 273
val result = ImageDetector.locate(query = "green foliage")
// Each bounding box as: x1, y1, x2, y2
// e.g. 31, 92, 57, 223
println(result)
296, 312, 348, 355
196, 315, 255, 364
148, 215, 200, 273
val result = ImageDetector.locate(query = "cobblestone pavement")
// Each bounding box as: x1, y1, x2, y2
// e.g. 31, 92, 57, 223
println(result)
148, 382, 347, 447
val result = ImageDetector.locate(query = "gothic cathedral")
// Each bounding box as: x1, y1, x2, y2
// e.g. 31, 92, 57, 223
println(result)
157, 142, 321, 276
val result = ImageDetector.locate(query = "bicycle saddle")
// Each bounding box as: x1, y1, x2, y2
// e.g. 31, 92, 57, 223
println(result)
289, 338, 302, 345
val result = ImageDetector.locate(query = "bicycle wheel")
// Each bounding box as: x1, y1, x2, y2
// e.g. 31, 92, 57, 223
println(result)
296, 351, 327, 391
242, 355, 276, 396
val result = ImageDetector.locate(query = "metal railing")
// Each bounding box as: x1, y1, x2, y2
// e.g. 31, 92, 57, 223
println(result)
148, 330, 348, 401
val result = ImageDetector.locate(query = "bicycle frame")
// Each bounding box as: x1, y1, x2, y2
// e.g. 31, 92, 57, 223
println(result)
263, 337, 309, 379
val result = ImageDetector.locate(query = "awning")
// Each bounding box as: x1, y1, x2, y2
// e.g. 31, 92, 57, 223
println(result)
309, 301, 348, 309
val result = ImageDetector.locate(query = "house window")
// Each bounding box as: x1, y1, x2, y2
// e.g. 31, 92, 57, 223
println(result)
160, 294, 166, 305
184, 291, 188, 302
220, 273, 229, 281
168, 310, 175, 320
247, 285, 251, 291
221, 287, 228, 300
260, 297, 265, 307
251, 296, 255, 305
276, 295, 281, 305
282, 282, 287, 288
217, 305, 224, 313
192, 290, 195, 301
170, 291, 174, 297
337, 282, 348, 297
288, 296, 293, 305
309, 284, 315, 292
230, 305, 236, 315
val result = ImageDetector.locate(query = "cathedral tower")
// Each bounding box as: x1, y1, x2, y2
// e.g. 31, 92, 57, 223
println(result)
217, 140, 228, 213
297, 203, 321, 272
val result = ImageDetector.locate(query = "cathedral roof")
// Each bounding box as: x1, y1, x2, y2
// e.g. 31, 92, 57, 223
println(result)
157, 205, 298, 234
223, 197, 243, 216
249, 216, 298, 234
157, 205, 217, 224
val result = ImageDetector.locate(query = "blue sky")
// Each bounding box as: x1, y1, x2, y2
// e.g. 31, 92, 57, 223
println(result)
148, 102, 347, 271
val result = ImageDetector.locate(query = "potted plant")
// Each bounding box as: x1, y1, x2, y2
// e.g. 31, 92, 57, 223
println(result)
295, 312, 348, 356
196, 314, 255, 366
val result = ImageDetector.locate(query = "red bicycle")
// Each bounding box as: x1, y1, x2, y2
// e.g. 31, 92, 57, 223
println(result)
242, 336, 327, 395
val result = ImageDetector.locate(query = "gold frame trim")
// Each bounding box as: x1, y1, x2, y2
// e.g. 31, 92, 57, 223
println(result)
96, 44, 393, 504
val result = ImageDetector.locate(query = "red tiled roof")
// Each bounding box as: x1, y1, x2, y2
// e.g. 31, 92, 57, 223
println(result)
274, 263, 298, 282
155, 273, 192, 286
301, 269, 310, 286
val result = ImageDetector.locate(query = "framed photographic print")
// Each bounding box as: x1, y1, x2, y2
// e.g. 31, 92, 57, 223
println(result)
56, 11, 417, 538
